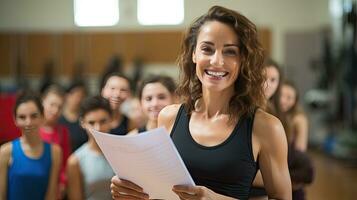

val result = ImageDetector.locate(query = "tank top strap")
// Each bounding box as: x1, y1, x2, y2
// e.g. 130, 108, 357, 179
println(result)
42, 142, 51, 163
246, 107, 259, 166
170, 104, 186, 137
138, 126, 147, 133
11, 139, 22, 159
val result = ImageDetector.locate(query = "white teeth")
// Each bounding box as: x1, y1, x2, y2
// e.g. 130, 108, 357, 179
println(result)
206, 70, 227, 77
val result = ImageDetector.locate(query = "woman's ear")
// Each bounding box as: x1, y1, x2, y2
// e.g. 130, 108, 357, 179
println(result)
192, 51, 196, 64
79, 118, 86, 129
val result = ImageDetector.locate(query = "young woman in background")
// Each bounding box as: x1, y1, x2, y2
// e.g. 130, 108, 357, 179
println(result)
67, 96, 115, 200
40, 85, 71, 198
129, 75, 176, 134
59, 81, 88, 152
0, 91, 61, 200
101, 73, 137, 135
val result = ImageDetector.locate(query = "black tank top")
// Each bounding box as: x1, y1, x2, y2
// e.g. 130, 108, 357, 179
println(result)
110, 115, 129, 135
138, 126, 147, 133
171, 105, 258, 199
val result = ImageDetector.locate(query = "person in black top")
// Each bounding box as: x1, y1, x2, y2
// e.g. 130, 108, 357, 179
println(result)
59, 81, 88, 152
128, 75, 176, 135
111, 5, 291, 200
250, 58, 286, 199
100, 72, 137, 135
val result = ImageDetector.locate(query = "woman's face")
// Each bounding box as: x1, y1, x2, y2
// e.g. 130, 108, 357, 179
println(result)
192, 21, 241, 93
15, 101, 43, 134
66, 87, 86, 109
141, 82, 174, 121
81, 109, 112, 134
280, 84, 297, 112
43, 93, 64, 124
264, 66, 280, 99
101, 76, 130, 110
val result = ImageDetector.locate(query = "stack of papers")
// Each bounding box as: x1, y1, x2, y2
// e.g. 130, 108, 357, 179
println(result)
91, 127, 195, 200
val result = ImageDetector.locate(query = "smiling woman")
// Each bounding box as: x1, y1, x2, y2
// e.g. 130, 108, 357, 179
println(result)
110, 5, 292, 200
0, 91, 61, 200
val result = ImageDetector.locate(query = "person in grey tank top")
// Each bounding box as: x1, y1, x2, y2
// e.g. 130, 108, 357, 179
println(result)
66, 96, 115, 200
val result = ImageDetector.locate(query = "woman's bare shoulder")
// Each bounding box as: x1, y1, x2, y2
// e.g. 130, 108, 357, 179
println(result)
0, 142, 12, 160
253, 109, 286, 144
159, 104, 182, 120
158, 104, 182, 132
293, 112, 308, 124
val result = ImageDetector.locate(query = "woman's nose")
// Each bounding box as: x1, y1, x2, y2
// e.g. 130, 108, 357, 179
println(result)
210, 51, 224, 66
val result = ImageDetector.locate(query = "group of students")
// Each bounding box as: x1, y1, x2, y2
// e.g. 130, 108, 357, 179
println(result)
0, 72, 177, 199
0, 5, 314, 200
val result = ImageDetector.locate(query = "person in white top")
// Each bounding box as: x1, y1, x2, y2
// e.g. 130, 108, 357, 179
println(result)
66, 96, 115, 200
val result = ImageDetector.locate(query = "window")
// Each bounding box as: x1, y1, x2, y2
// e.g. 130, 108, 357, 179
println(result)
74, 0, 119, 27
137, 0, 184, 25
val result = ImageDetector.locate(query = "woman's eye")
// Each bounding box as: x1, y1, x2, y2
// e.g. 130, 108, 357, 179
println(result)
158, 94, 168, 100
201, 47, 214, 54
224, 49, 238, 56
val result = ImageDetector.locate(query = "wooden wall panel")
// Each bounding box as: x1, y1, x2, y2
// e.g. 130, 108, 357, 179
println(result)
0, 34, 12, 75
258, 28, 271, 56
89, 33, 118, 74
0, 29, 271, 76
26, 34, 55, 75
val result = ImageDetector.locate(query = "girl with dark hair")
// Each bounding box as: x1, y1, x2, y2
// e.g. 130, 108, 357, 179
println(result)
128, 75, 176, 134
66, 96, 115, 200
280, 81, 314, 200
39, 85, 71, 198
0, 91, 61, 200
59, 81, 88, 151
101, 72, 137, 135
111, 6, 291, 199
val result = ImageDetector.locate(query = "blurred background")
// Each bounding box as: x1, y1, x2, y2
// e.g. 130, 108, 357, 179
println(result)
0, 0, 356, 199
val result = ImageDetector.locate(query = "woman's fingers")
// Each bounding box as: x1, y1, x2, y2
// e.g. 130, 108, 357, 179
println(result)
172, 185, 204, 200
111, 176, 144, 192
111, 176, 149, 199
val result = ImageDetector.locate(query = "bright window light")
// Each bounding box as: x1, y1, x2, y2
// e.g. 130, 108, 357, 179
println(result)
74, 0, 119, 27
138, 0, 184, 25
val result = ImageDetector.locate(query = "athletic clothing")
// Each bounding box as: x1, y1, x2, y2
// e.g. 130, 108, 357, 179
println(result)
75, 143, 115, 200
7, 139, 52, 200
110, 115, 129, 135
59, 115, 88, 151
171, 105, 258, 199
137, 126, 147, 133
39, 124, 71, 185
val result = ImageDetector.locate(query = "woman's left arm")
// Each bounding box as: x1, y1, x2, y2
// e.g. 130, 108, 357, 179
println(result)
45, 144, 62, 200
254, 111, 292, 200
293, 114, 309, 152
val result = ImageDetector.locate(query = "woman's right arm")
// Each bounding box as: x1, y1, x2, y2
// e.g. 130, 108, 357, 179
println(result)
292, 113, 309, 152
66, 154, 83, 200
110, 104, 181, 200
0, 143, 11, 200
45, 144, 62, 200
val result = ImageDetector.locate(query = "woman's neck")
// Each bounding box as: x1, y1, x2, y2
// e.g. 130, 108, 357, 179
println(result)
43, 121, 56, 129
21, 131, 42, 147
87, 138, 102, 154
63, 105, 79, 122
199, 87, 233, 118
112, 109, 122, 121
146, 119, 158, 130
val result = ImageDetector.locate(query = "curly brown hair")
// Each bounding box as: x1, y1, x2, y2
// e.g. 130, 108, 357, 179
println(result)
176, 5, 266, 120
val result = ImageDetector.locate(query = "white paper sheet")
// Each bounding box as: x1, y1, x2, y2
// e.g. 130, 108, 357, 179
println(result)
91, 127, 195, 200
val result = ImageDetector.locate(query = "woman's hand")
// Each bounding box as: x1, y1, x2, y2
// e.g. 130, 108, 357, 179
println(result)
110, 176, 149, 200
172, 185, 235, 200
